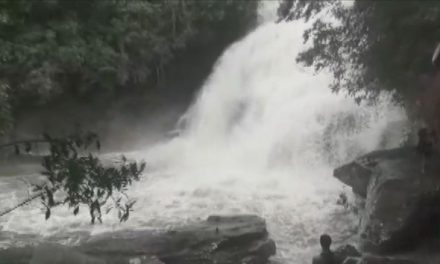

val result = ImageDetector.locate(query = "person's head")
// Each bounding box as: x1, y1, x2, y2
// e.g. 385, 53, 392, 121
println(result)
320, 234, 332, 251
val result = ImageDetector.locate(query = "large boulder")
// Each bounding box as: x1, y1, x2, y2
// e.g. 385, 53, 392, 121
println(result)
343, 255, 417, 264
334, 147, 440, 253
82, 215, 275, 264
30, 243, 105, 264
335, 244, 362, 261
0, 215, 275, 264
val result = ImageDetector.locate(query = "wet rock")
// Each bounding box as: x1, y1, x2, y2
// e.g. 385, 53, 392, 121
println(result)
333, 157, 375, 198
0, 215, 274, 264
341, 255, 417, 264
24, 243, 166, 264
29, 243, 105, 264
248, 239, 276, 259
0, 246, 33, 264
335, 244, 362, 261
357, 255, 416, 264
343, 257, 361, 264
333, 147, 440, 253
84, 215, 273, 263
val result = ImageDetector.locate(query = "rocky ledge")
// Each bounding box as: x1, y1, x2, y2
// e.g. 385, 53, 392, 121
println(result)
334, 146, 440, 258
0, 215, 276, 264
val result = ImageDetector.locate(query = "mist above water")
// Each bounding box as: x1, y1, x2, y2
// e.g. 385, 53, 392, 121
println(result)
1, 2, 407, 263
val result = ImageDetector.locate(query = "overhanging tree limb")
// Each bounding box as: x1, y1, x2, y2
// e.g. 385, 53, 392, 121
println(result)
0, 191, 42, 217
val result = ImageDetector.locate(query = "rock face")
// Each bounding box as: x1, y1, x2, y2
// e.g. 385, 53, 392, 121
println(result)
0, 215, 275, 264
30, 243, 106, 264
343, 255, 417, 264
334, 146, 440, 253
335, 244, 362, 260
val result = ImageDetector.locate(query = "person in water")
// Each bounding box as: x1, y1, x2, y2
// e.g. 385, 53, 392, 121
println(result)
312, 234, 337, 264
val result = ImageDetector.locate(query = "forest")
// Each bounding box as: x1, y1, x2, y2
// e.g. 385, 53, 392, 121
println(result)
282, 0, 440, 109
0, 0, 257, 140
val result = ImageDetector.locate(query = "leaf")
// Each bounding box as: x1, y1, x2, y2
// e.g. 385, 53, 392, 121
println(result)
120, 213, 128, 223
140, 162, 146, 172
46, 188, 55, 207
45, 208, 51, 220
32, 130, 144, 223
126, 200, 136, 210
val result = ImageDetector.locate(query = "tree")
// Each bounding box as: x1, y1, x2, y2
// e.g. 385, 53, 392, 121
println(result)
279, 0, 440, 107
0, 0, 257, 136
0, 131, 146, 224
0, 81, 11, 136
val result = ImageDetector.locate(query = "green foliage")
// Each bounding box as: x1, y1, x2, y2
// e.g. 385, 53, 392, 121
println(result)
36, 131, 145, 223
3, 131, 146, 223
281, 0, 440, 105
0, 0, 256, 132
0, 81, 12, 136
277, 0, 331, 22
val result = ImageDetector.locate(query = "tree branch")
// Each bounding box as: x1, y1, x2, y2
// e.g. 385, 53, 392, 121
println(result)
0, 139, 48, 151
0, 192, 42, 217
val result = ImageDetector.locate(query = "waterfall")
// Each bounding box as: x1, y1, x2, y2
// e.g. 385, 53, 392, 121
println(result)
0, 2, 407, 263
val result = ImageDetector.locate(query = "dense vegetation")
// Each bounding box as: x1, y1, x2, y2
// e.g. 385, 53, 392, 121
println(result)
279, 0, 440, 108
0, 0, 257, 137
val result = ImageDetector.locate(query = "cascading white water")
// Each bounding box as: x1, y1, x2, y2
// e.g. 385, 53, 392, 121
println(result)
0, 2, 408, 263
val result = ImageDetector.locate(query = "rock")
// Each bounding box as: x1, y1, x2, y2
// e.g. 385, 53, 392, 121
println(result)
343, 257, 361, 264
333, 146, 440, 253
333, 157, 375, 198
125, 256, 165, 264
0, 246, 33, 264
333, 244, 361, 264
342, 255, 417, 264
0, 215, 274, 264
248, 239, 276, 258
29, 243, 105, 264
26, 243, 165, 264
241, 255, 267, 264
335, 244, 362, 261
357, 255, 416, 264
151, 215, 275, 264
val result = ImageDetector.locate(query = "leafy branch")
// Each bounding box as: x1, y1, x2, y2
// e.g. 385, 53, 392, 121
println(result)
1, 131, 146, 224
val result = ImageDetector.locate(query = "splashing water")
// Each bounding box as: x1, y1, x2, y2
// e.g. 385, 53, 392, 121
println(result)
0, 3, 408, 263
